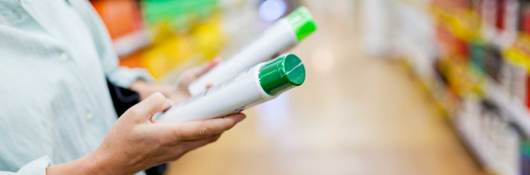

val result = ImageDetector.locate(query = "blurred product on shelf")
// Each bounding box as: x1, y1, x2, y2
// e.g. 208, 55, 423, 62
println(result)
91, 0, 150, 57
521, 2, 530, 34
91, 0, 225, 80
142, 0, 218, 32
91, 0, 143, 40
393, 0, 530, 174
119, 51, 144, 69
524, 141, 530, 174
141, 15, 225, 80
360, 0, 393, 56
141, 35, 193, 79
483, 45, 504, 82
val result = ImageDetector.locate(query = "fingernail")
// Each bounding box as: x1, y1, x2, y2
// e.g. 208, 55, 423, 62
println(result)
234, 114, 246, 122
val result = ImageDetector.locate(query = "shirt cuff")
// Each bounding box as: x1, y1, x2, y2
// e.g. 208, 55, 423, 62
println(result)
17, 156, 51, 175
107, 68, 153, 88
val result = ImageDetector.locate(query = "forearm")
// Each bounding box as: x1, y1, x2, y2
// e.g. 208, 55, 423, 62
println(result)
46, 151, 125, 175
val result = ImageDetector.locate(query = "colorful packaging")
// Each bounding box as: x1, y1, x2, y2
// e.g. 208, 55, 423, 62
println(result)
92, 0, 143, 39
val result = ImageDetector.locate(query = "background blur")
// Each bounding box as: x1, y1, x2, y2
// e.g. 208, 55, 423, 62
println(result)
90, 0, 530, 175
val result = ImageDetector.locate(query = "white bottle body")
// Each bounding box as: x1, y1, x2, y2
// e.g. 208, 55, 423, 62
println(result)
188, 19, 297, 96
159, 64, 271, 122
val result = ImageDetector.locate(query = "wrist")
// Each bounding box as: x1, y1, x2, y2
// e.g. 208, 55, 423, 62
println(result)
78, 150, 114, 175
46, 151, 115, 175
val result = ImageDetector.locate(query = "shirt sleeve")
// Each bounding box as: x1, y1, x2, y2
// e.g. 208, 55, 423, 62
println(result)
105, 66, 153, 89
76, 0, 153, 88
0, 157, 51, 175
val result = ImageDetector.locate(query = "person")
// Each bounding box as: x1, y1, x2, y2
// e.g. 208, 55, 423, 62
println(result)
0, 0, 245, 174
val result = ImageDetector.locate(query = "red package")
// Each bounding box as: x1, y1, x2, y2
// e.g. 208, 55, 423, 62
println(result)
91, 0, 143, 39
521, 3, 530, 34
496, 0, 507, 31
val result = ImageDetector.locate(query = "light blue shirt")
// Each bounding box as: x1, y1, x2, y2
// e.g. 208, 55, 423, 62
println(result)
0, 0, 151, 174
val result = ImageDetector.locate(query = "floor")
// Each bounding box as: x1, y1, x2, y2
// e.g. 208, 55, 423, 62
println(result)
166, 1, 485, 175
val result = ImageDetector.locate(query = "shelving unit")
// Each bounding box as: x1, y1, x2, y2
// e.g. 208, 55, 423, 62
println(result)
393, 0, 530, 174
485, 79, 530, 136
454, 110, 517, 175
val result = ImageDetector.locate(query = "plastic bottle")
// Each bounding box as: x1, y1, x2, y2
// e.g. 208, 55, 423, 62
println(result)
187, 7, 316, 96
159, 53, 305, 122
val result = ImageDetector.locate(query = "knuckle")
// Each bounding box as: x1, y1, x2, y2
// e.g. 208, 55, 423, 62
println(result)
171, 128, 184, 141
159, 133, 179, 147
135, 108, 147, 116
151, 133, 170, 147
126, 107, 143, 117
198, 123, 213, 137
199, 127, 209, 137
151, 92, 165, 99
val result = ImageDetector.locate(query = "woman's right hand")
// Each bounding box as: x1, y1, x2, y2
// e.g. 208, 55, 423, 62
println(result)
47, 93, 245, 175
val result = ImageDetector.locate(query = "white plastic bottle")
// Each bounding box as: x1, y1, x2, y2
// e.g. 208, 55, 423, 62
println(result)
188, 7, 316, 96
159, 53, 305, 122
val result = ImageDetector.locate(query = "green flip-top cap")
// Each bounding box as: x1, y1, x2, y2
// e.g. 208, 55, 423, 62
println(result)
259, 53, 306, 96
286, 6, 318, 41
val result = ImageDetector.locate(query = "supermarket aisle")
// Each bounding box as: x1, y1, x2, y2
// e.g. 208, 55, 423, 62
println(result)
166, 1, 483, 175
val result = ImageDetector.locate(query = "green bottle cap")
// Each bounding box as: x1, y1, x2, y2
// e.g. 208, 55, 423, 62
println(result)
286, 7, 318, 41
259, 53, 306, 96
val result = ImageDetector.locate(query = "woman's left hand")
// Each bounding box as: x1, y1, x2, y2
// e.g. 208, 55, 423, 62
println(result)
130, 59, 219, 103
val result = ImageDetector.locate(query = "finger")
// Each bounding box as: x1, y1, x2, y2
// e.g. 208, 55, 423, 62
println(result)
159, 113, 245, 141
205, 84, 214, 92
180, 134, 221, 150
176, 114, 245, 140
167, 135, 221, 160
123, 93, 172, 123
193, 59, 219, 78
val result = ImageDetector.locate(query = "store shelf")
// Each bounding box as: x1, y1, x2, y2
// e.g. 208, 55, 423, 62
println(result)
395, 1, 529, 174
113, 30, 151, 57
485, 79, 530, 137
430, 2, 530, 137
432, 6, 530, 73
454, 114, 496, 174
454, 111, 519, 175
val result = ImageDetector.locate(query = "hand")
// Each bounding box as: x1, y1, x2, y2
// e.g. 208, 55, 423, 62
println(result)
130, 59, 219, 103
175, 58, 219, 95
47, 93, 245, 175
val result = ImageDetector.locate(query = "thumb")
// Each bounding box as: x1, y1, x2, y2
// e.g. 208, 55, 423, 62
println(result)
123, 92, 172, 123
